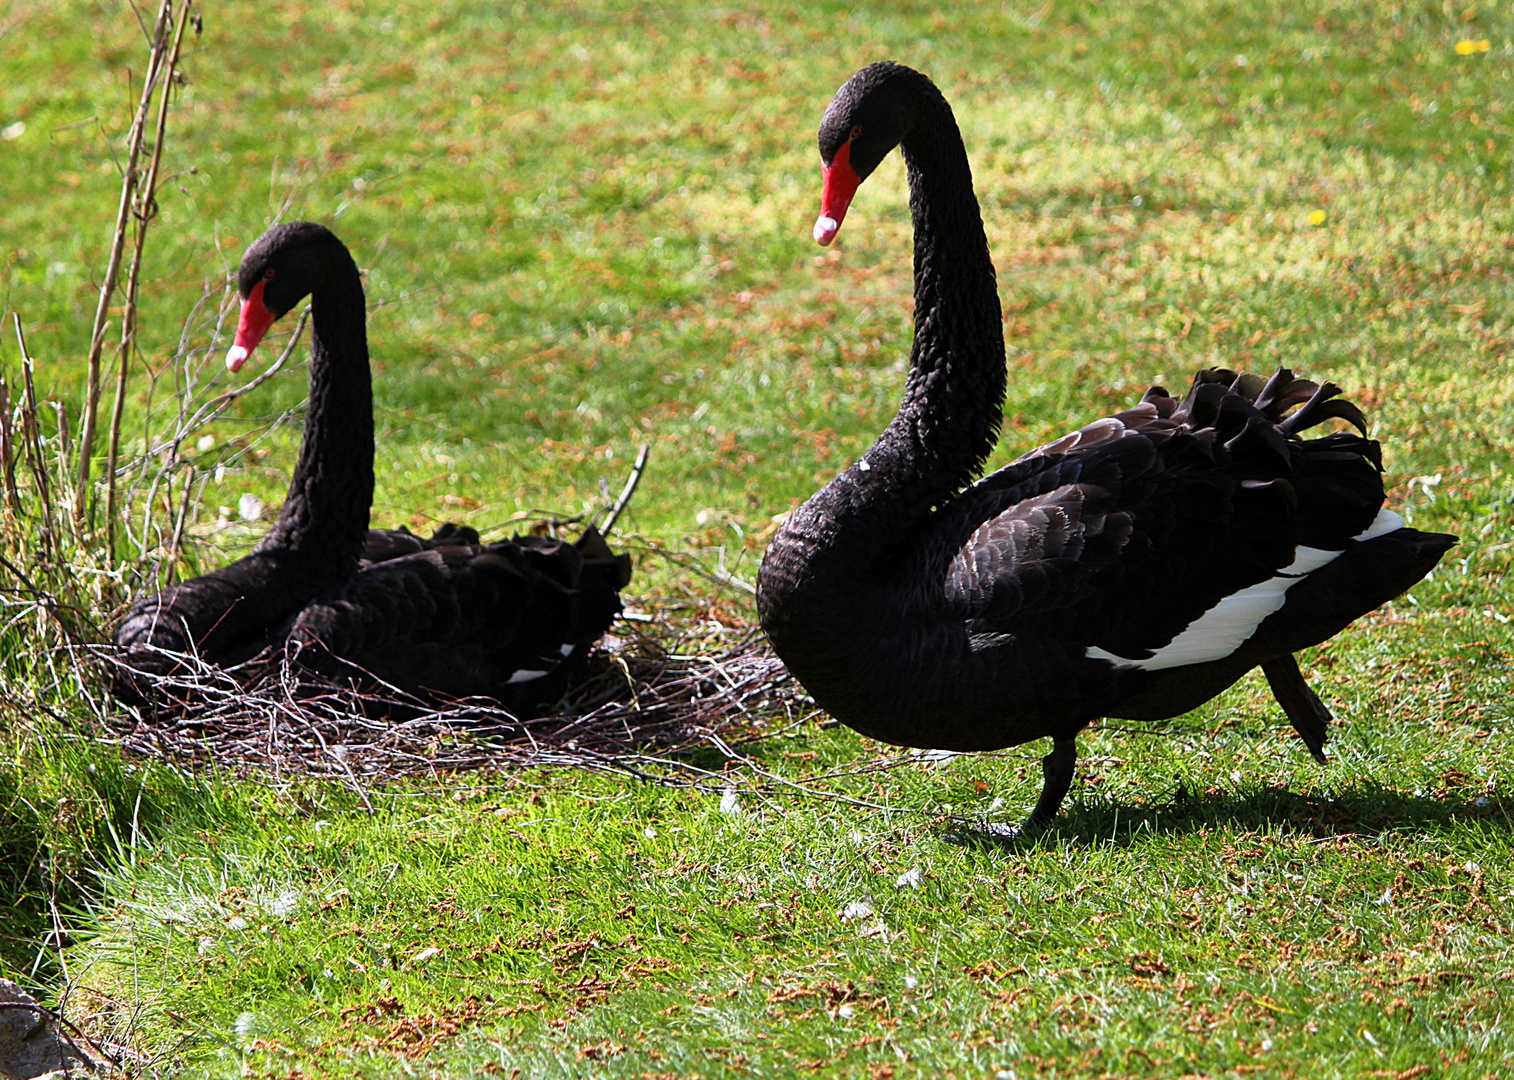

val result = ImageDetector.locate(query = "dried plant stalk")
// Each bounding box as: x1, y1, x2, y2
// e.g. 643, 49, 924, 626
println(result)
75, 0, 194, 536
0, 379, 18, 523
13, 316, 55, 559
103, 0, 197, 552
598, 443, 650, 537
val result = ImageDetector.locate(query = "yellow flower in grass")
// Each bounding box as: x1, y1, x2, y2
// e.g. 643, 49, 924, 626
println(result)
1455, 39, 1491, 55
1307, 209, 1328, 227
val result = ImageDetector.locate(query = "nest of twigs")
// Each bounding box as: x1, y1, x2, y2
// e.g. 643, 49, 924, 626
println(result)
92, 618, 812, 787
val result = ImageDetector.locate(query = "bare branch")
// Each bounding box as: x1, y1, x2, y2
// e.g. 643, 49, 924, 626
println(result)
598, 443, 650, 539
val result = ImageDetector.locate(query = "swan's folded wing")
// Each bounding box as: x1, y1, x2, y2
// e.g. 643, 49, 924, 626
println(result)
284, 533, 626, 709
359, 522, 484, 566
936, 422, 1315, 657
933, 370, 1401, 667
936, 431, 1148, 630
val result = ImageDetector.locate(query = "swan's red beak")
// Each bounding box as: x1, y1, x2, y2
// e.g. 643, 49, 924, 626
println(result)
226, 279, 278, 372
814, 140, 860, 246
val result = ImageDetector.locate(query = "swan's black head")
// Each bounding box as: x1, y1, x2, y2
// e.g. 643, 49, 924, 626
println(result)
227, 221, 352, 372
813, 62, 936, 245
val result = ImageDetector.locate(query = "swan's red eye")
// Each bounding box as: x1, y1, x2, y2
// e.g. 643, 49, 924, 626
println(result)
263, 268, 276, 280
851, 125, 863, 139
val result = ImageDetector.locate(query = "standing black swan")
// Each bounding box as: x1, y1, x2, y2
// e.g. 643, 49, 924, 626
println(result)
115, 222, 631, 711
757, 63, 1457, 834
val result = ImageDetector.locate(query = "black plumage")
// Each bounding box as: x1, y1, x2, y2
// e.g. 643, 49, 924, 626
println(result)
757, 63, 1456, 833
114, 222, 631, 713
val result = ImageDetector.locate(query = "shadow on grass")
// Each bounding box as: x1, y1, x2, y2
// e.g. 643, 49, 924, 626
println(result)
946, 782, 1514, 852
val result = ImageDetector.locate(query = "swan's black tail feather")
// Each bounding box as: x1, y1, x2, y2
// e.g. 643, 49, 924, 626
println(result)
575, 523, 635, 590
1100, 366, 1458, 731
1166, 367, 1368, 441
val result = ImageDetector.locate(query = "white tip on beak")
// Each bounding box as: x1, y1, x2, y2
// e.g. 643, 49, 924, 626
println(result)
813, 215, 839, 245
226, 345, 248, 372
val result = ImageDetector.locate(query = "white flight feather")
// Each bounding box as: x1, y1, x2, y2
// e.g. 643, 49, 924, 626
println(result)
1087, 508, 1405, 671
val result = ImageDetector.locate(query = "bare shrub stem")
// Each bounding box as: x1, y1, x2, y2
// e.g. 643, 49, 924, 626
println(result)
76, 0, 195, 539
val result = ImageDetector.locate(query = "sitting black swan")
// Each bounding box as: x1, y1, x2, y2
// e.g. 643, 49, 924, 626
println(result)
115, 222, 631, 712
756, 63, 1457, 834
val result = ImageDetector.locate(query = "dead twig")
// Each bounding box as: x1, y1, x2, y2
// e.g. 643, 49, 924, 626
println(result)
0, 378, 20, 523
77, 0, 196, 539
76, 0, 175, 528
103, 0, 198, 551
598, 443, 649, 539
14, 316, 56, 559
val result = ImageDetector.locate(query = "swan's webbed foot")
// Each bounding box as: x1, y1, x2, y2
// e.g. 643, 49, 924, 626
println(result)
1261, 654, 1331, 764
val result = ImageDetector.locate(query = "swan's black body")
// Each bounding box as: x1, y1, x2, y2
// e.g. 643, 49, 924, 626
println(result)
757, 64, 1456, 831
115, 222, 631, 712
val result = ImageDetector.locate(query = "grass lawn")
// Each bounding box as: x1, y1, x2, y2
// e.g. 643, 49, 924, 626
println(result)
2, 0, 1512, 1076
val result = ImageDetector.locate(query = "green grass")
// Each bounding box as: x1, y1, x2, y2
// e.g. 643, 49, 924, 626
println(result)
2, 0, 1512, 1075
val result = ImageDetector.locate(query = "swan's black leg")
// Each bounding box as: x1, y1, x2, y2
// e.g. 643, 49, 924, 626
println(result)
1261, 654, 1331, 764
952, 737, 1079, 844
1023, 737, 1078, 831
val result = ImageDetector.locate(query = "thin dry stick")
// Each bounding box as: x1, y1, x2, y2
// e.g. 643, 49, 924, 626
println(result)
152, 306, 309, 458
114, 282, 227, 562
52, 401, 70, 476
0, 1004, 114, 1074
104, 0, 196, 553
166, 462, 197, 571
598, 442, 649, 538
74, 0, 175, 531
13, 316, 55, 559
0, 379, 19, 522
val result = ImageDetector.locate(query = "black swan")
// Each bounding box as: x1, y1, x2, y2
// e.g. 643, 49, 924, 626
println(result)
756, 63, 1457, 834
115, 221, 631, 712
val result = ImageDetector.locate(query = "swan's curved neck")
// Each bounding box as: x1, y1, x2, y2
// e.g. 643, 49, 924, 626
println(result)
758, 91, 1005, 659
777, 105, 1004, 568
256, 261, 374, 577
884, 117, 1006, 502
